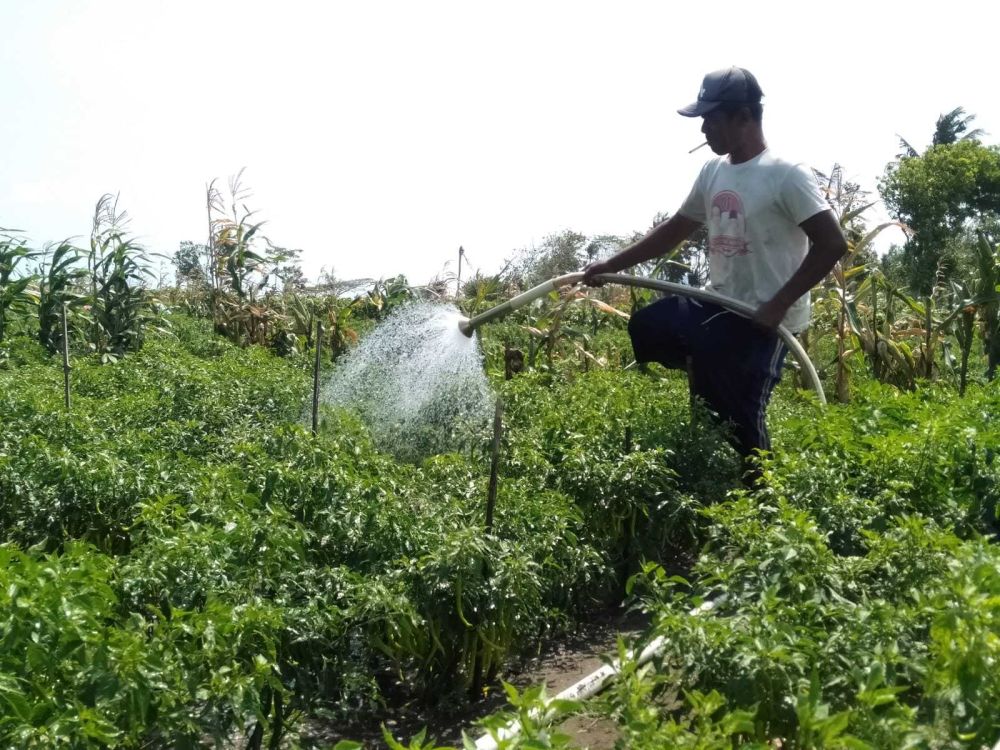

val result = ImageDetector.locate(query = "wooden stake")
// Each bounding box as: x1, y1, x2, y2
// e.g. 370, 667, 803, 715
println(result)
685, 354, 696, 414
312, 320, 323, 434
485, 397, 503, 533
61, 303, 71, 410
473, 396, 504, 700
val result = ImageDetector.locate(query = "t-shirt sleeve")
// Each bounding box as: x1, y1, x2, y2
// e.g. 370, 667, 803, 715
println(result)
677, 166, 707, 223
779, 163, 831, 225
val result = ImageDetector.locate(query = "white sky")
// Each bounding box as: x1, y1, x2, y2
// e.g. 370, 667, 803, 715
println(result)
2, 1, 997, 285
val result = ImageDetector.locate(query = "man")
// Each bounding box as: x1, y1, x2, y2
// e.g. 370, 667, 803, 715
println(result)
582, 67, 846, 482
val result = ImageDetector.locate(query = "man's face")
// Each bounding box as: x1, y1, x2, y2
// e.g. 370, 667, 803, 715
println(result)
700, 108, 740, 155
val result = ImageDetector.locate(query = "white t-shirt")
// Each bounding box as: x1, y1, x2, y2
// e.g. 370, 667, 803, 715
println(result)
677, 148, 830, 333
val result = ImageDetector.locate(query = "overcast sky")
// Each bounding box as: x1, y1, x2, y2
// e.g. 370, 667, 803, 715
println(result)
2, 1, 997, 285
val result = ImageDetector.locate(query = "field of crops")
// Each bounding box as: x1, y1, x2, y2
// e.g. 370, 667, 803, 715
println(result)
3, 160, 1000, 746
2, 289, 1000, 748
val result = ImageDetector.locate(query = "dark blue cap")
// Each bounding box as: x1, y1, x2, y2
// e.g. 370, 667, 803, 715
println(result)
678, 67, 763, 117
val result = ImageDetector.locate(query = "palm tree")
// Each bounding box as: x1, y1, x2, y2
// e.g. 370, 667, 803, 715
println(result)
897, 106, 986, 156
932, 106, 986, 146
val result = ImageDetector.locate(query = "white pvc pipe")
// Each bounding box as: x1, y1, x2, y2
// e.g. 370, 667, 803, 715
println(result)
459, 272, 826, 405
473, 598, 722, 750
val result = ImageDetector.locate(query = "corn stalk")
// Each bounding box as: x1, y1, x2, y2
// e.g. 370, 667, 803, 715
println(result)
37, 242, 87, 354
87, 195, 163, 361
207, 170, 273, 344
827, 224, 912, 400
972, 231, 1000, 379
0, 234, 39, 343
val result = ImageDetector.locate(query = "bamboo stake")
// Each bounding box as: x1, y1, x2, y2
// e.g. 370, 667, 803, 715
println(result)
621, 423, 634, 595
685, 355, 696, 414
925, 296, 933, 379
206, 183, 217, 323
312, 320, 323, 434
485, 397, 503, 533
61, 303, 71, 410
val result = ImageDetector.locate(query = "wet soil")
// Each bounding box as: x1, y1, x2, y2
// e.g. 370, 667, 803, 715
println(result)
302, 606, 649, 749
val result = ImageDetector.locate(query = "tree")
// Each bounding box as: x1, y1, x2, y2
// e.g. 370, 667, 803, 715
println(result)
622, 213, 709, 286
174, 241, 207, 288
879, 140, 1000, 294
509, 230, 590, 288
264, 244, 306, 292
308, 267, 375, 301
506, 230, 638, 289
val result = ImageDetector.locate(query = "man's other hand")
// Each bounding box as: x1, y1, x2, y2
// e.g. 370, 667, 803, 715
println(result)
751, 297, 788, 332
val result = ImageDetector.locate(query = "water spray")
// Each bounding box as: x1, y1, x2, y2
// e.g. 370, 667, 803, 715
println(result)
324, 303, 494, 461
457, 272, 826, 404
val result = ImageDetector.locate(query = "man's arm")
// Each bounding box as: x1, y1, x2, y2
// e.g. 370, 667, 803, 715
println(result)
752, 209, 848, 330
582, 214, 702, 285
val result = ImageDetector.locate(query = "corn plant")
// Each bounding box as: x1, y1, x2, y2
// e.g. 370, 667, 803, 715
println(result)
205, 170, 285, 346
812, 164, 912, 401
214, 295, 280, 347
898, 275, 988, 393
87, 195, 164, 360
279, 293, 359, 359
36, 241, 86, 354
854, 271, 922, 390
459, 270, 514, 315
0, 233, 39, 343
514, 289, 628, 370
210, 170, 267, 303
89, 194, 123, 341
887, 232, 1000, 394
971, 230, 1000, 379
356, 275, 413, 320
324, 299, 360, 361
95, 241, 161, 359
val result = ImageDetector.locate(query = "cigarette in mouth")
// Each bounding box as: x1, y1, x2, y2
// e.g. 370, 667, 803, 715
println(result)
688, 141, 709, 154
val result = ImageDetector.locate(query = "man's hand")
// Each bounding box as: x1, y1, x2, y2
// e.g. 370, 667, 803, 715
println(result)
582, 260, 613, 287
752, 296, 789, 332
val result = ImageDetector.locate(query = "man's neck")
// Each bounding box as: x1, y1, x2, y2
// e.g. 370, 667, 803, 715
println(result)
729, 134, 767, 164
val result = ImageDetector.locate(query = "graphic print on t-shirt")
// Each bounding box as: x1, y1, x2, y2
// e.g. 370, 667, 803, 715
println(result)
708, 190, 749, 257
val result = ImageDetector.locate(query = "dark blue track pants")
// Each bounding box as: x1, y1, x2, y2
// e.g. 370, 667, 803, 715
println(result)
628, 296, 787, 457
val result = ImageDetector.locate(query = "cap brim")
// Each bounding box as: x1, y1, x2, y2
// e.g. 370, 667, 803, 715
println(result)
677, 100, 722, 117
